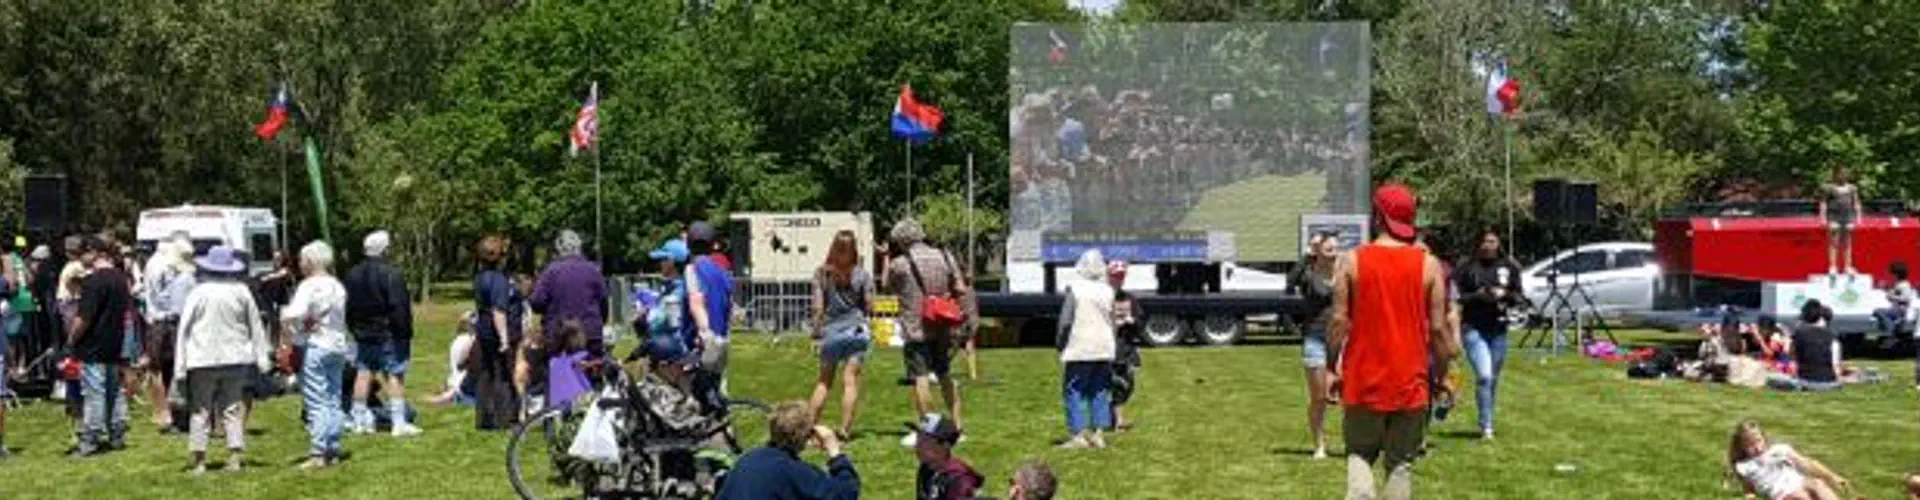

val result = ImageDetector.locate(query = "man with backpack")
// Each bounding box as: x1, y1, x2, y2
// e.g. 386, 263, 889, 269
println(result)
884, 219, 971, 448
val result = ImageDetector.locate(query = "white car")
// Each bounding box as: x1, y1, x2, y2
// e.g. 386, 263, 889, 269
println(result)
1520, 242, 1658, 315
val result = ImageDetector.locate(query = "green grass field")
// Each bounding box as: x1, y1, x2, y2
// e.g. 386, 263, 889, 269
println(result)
1178, 172, 1327, 262
3, 302, 1918, 499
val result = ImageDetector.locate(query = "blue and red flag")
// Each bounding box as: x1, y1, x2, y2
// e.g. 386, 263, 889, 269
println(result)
253, 84, 291, 141
890, 84, 943, 144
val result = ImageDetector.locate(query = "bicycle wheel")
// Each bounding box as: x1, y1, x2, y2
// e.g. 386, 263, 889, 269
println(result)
508, 407, 588, 500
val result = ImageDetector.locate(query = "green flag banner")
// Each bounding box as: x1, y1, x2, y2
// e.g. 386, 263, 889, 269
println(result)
303, 137, 332, 244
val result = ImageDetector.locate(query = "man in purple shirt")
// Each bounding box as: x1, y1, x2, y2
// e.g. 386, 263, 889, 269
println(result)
529, 230, 608, 358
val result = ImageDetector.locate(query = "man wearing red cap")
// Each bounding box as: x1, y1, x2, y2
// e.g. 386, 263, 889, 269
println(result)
1328, 184, 1455, 500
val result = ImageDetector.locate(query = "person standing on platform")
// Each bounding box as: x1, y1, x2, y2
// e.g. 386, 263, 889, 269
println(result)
1329, 184, 1453, 500
344, 230, 420, 437
530, 230, 607, 359
283, 241, 351, 470
1820, 164, 1863, 276
1454, 229, 1522, 441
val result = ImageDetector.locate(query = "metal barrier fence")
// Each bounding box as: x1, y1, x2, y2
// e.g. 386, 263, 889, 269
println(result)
735, 279, 814, 335
609, 274, 820, 337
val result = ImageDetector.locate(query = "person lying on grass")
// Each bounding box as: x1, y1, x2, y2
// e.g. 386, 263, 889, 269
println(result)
1727, 419, 1852, 500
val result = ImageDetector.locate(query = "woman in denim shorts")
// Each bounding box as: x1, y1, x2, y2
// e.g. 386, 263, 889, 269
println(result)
1289, 232, 1339, 460
807, 231, 873, 440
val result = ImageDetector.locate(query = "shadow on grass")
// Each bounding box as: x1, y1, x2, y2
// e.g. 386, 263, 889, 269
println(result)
1268, 446, 1338, 457
1433, 430, 1485, 441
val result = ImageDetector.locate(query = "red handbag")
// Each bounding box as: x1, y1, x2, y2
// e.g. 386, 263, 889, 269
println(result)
906, 251, 966, 328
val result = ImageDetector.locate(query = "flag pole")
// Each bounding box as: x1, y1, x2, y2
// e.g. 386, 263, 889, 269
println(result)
280, 143, 289, 248
966, 152, 975, 268
589, 81, 603, 259
906, 141, 915, 217
1504, 121, 1514, 249
595, 142, 603, 259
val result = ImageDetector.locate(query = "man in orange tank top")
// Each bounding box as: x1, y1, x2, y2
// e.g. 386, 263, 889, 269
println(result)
1328, 184, 1455, 500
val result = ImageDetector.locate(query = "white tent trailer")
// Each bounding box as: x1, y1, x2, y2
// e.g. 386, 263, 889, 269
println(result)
725, 212, 875, 333
136, 205, 279, 276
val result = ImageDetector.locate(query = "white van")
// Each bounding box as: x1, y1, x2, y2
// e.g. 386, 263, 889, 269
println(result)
135, 205, 280, 276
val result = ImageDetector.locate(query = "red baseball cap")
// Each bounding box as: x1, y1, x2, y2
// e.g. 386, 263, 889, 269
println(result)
1374, 183, 1419, 241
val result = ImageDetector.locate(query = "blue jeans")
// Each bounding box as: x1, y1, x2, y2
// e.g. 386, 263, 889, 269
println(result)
79, 362, 129, 453
302, 346, 348, 458
1874, 307, 1908, 335
1463, 326, 1509, 432
1063, 361, 1113, 435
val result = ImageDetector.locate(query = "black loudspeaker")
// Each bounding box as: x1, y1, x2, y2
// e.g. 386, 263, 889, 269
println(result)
1562, 181, 1598, 224
24, 174, 67, 233
1532, 178, 1566, 222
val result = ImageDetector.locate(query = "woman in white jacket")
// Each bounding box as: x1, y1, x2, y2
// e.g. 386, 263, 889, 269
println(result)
1055, 249, 1116, 450
174, 246, 273, 474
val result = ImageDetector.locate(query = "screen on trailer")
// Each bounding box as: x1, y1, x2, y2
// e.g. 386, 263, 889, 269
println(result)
1007, 22, 1371, 263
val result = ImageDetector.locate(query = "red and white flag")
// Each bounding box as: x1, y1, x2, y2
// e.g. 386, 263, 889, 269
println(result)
1485, 60, 1520, 117
570, 82, 600, 156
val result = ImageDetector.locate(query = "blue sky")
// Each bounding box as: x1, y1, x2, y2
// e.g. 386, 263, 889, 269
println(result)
1070, 0, 1121, 16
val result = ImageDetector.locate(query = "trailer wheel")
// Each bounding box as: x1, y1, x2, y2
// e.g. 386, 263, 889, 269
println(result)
1142, 315, 1186, 347
1197, 315, 1245, 346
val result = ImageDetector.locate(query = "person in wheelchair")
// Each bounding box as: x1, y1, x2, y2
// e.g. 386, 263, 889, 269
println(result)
636, 335, 722, 439
630, 334, 739, 497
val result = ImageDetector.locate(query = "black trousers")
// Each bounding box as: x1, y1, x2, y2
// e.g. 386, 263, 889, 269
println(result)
472, 341, 519, 431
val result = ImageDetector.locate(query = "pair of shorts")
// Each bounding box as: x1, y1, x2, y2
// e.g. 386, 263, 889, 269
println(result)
146, 320, 177, 373
121, 328, 142, 363
354, 337, 411, 376
1303, 332, 1329, 369
820, 329, 872, 366
905, 337, 954, 379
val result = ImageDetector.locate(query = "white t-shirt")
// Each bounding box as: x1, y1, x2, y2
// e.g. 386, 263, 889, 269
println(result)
284, 275, 351, 352
1735, 444, 1805, 500
446, 332, 474, 391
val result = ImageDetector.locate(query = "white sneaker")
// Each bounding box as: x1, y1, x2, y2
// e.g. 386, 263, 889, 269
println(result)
1481, 429, 1496, 441
347, 423, 374, 435
900, 432, 917, 447
390, 423, 423, 437
1312, 447, 1328, 460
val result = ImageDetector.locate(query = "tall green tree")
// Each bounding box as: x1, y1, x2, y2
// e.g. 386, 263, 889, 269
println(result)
1739, 0, 1920, 199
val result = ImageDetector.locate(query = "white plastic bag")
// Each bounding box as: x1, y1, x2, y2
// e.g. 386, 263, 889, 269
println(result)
568, 388, 623, 465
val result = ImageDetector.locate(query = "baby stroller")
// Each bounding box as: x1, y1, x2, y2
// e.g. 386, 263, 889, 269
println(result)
507, 356, 766, 500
